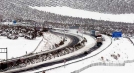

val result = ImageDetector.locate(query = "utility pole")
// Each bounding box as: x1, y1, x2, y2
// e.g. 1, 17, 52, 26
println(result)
80, 24, 83, 38
6, 48, 8, 62
63, 25, 65, 41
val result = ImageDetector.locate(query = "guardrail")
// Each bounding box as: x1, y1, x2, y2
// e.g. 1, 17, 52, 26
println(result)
0, 31, 83, 72
60, 37, 134, 73
71, 37, 134, 73
71, 59, 134, 73
0, 32, 67, 63
35, 35, 103, 73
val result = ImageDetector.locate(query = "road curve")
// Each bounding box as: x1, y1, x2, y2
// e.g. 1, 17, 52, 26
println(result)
3, 31, 80, 73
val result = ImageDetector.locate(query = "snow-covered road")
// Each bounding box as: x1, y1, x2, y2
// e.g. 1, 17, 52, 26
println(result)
24, 30, 111, 73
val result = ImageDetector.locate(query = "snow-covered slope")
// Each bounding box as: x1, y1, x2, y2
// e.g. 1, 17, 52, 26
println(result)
34, 32, 63, 53
30, 6, 134, 23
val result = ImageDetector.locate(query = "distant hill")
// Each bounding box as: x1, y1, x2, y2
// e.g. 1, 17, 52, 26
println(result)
0, 0, 134, 24
9, 0, 134, 14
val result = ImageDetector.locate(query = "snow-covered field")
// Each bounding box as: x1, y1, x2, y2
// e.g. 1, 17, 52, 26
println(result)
0, 36, 42, 60
0, 32, 63, 61
95, 38, 134, 63
30, 6, 134, 23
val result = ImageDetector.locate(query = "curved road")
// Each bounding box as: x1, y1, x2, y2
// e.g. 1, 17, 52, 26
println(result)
50, 30, 80, 47
4, 30, 80, 73
35, 34, 112, 73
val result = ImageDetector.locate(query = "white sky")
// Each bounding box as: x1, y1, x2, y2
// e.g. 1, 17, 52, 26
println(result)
30, 6, 134, 23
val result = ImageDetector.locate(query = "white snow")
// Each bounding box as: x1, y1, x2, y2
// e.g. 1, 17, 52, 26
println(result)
2, 29, 95, 73
25, 30, 134, 73
0, 32, 63, 61
70, 37, 134, 73
0, 36, 42, 60
72, 37, 134, 73
96, 38, 134, 63
81, 64, 134, 73
39, 33, 112, 73
33, 32, 63, 53
30, 6, 134, 23
22, 29, 99, 73
130, 37, 134, 43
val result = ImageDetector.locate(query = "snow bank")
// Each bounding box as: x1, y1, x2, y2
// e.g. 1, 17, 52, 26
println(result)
30, 6, 134, 23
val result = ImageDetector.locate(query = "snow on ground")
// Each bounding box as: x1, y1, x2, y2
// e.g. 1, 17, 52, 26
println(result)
78, 38, 134, 73
34, 32, 71, 54
1, 31, 72, 73
95, 38, 134, 63
44, 36, 134, 73
25, 30, 134, 73
130, 37, 134, 43
41, 32, 111, 73
24, 29, 98, 73
33, 32, 63, 53
0, 36, 42, 60
0, 32, 63, 61
81, 63, 134, 73
30, 6, 134, 23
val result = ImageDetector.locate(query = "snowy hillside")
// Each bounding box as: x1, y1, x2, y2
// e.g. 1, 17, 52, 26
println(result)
31, 6, 134, 23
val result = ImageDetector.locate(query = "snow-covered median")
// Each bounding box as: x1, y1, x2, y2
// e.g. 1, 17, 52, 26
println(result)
30, 6, 134, 23
34, 32, 71, 53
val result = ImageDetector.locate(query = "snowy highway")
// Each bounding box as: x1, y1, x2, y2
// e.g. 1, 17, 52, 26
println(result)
22, 29, 111, 73
1, 1, 134, 73
34, 33, 111, 73
3, 29, 86, 73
